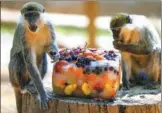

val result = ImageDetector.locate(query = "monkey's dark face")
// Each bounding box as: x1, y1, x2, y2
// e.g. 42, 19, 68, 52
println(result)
110, 13, 132, 41
111, 28, 121, 40
24, 11, 40, 32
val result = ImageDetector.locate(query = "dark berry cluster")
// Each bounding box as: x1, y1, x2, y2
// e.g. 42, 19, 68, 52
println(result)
59, 48, 83, 62
83, 65, 119, 75
104, 50, 117, 61
76, 57, 94, 68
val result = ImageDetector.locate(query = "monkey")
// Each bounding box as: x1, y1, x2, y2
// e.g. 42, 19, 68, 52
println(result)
110, 13, 161, 90
8, 2, 60, 113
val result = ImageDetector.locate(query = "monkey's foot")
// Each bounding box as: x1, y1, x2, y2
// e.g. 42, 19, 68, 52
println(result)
144, 81, 160, 89
22, 83, 38, 99
38, 93, 52, 110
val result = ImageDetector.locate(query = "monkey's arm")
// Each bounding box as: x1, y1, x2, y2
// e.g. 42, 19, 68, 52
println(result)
22, 45, 49, 109
10, 23, 25, 57
121, 58, 130, 89
45, 21, 60, 62
113, 41, 151, 55
113, 25, 160, 55
13, 24, 49, 109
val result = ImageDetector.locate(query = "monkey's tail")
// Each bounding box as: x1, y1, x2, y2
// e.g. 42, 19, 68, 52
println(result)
14, 88, 22, 113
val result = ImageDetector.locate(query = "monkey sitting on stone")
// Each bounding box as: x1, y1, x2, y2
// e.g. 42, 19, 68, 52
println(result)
9, 2, 60, 113
110, 13, 161, 89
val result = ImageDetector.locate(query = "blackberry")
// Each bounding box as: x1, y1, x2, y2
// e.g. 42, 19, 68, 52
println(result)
72, 55, 78, 60
76, 56, 91, 68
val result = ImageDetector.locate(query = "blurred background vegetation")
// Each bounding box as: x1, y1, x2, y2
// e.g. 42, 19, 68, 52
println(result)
1, 1, 161, 113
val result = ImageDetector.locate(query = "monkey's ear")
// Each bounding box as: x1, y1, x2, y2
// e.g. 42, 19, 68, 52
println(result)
20, 9, 23, 15
43, 8, 45, 13
126, 15, 132, 23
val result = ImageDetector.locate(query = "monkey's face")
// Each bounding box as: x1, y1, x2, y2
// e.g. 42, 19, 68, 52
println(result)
23, 11, 41, 32
111, 28, 121, 41
110, 13, 132, 41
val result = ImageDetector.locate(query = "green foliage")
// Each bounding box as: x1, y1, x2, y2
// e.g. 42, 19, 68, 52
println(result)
1, 22, 111, 38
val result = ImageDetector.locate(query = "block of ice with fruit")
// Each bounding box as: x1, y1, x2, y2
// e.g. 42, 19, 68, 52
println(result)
52, 47, 121, 100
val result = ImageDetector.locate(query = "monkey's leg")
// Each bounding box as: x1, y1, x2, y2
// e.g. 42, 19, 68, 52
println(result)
23, 48, 50, 109
21, 81, 38, 96
14, 88, 22, 113
38, 53, 47, 79
121, 58, 130, 90
144, 49, 161, 89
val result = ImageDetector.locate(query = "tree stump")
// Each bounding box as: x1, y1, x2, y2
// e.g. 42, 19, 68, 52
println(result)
22, 87, 161, 113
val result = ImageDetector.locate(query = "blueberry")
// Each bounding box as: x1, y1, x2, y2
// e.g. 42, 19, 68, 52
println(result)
59, 57, 64, 60
76, 63, 82, 67
109, 66, 114, 71
84, 67, 91, 74
66, 57, 72, 62
104, 67, 108, 71
96, 70, 101, 75
95, 66, 102, 75
81, 64, 85, 68
109, 50, 114, 54
95, 66, 100, 70
138, 72, 147, 80
114, 70, 117, 74
92, 69, 96, 73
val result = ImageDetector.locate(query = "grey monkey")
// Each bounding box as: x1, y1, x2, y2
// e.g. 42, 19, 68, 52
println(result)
110, 13, 161, 89
8, 2, 60, 113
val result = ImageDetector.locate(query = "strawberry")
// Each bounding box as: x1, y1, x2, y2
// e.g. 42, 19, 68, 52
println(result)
54, 60, 69, 73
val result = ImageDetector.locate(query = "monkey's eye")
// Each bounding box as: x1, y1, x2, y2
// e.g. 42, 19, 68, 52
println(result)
24, 12, 40, 18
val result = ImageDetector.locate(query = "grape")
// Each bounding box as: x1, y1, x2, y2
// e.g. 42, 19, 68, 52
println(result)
104, 51, 117, 61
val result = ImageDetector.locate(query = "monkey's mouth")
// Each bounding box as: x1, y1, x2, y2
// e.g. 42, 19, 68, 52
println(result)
29, 24, 38, 32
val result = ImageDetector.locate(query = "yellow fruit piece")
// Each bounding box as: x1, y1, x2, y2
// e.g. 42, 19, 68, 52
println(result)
105, 83, 112, 89
64, 84, 77, 95
104, 83, 116, 97
82, 83, 92, 95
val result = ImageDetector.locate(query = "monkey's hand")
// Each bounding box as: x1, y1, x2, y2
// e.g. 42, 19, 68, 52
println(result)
49, 51, 60, 63
37, 92, 53, 110
113, 41, 151, 55
45, 43, 60, 63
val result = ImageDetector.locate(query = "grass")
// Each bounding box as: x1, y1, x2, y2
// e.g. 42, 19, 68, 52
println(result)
1, 22, 111, 37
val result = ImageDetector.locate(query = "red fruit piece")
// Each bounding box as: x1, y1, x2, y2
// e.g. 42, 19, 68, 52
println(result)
54, 60, 69, 73
93, 81, 104, 93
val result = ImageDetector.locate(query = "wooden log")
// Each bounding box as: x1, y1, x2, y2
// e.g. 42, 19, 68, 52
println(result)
21, 87, 161, 113
84, 1, 98, 48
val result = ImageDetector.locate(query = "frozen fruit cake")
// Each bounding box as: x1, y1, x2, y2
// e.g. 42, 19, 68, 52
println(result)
52, 47, 121, 100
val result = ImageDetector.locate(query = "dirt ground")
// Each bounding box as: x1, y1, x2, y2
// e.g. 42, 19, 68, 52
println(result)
1, 78, 17, 113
